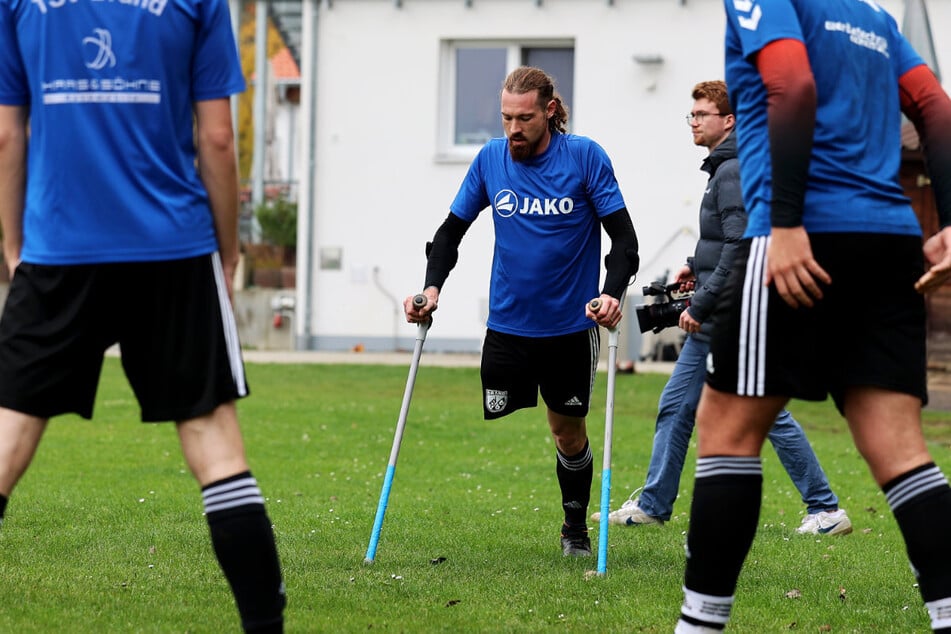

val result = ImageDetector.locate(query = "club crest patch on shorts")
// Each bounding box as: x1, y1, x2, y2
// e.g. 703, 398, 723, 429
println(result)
485, 389, 508, 413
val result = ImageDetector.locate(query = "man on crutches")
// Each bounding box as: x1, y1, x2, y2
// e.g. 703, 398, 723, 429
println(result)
404, 66, 639, 558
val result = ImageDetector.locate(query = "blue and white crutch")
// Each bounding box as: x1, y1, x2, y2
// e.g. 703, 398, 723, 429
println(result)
364, 293, 431, 564
588, 295, 623, 576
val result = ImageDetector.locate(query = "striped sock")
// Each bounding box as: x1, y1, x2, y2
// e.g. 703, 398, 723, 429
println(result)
556, 440, 593, 528
884, 463, 951, 632
678, 456, 762, 631
203, 471, 285, 633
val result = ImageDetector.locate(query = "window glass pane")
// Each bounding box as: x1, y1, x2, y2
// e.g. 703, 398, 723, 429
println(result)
523, 48, 574, 126
455, 47, 506, 145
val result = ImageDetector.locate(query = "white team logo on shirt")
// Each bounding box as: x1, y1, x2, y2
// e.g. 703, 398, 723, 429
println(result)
493, 189, 575, 218
494, 190, 520, 218
733, 0, 763, 30
84, 29, 117, 70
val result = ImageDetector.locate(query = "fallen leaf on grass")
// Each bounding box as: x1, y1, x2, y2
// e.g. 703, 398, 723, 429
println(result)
838, 586, 847, 601
784, 589, 802, 599
430, 557, 447, 565
445, 599, 461, 607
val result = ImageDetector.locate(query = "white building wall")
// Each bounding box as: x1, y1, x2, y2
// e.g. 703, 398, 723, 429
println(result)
268, 88, 300, 185
296, 0, 951, 353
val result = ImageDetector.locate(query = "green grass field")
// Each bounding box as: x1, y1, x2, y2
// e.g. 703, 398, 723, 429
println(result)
0, 358, 948, 633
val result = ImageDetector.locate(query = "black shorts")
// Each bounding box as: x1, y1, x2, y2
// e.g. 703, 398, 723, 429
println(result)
706, 233, 927, 411
0, 254, 248, 422
480, 327, 600, 420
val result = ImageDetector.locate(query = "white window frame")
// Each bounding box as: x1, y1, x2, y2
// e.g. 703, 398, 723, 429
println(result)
436, 39, 574, 163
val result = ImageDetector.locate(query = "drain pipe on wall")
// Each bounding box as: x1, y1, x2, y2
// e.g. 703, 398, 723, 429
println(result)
372, 266, 403, 352
251, 0, 268, 242
297, 0, 319, 349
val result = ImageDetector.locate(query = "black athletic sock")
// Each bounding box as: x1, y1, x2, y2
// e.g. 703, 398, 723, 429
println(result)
678, 456, 762, 631
884, 463, 951, 632
203, 471, 286, 633
556, 440, 593, 529
0, 493, 7, 527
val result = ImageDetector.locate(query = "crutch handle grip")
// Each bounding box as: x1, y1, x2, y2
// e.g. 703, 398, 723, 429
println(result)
412, 294, 428, 309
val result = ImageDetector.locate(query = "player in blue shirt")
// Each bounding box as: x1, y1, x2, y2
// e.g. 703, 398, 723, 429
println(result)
404, 66, 639, 557
676, 1, 951, 632
0, 3, 285, 631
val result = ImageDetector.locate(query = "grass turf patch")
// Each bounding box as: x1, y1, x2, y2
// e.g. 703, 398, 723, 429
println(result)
0, 359, 947, 632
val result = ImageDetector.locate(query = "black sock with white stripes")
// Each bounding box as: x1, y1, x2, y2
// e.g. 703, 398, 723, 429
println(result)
556, 440, 593, 529
677, 456, 762, 632
884, 463, 951, 633
203, 471, 285, 633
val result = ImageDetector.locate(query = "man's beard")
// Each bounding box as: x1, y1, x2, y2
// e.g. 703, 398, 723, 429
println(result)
508, 135, 538, 161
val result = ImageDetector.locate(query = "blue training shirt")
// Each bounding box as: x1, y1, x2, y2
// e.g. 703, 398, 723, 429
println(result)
451, 132, 626, 337
724, 0, 924, 238
0, 0, 245, 264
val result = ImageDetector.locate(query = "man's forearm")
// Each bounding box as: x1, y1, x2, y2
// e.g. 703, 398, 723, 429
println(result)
0, 105, 28, 266
600, 207, 639, 298
195, 99, 241, 269
200, 150, 240, 268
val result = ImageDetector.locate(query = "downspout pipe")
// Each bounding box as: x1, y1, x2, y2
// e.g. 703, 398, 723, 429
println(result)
297, 0, 319, 349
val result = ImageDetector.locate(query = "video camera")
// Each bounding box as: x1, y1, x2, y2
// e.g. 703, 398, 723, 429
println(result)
635, 281, 694, 334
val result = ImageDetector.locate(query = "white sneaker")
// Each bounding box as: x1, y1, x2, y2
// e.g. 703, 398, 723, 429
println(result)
590, 496, 664, 526
796, 509, 853, 536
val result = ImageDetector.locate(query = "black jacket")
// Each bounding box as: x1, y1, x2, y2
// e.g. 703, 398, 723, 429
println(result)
685, 131, 748, 343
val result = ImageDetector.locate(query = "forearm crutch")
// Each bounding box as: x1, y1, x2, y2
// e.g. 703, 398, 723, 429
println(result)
589, 295, 623, 576
364, 294, 430, 564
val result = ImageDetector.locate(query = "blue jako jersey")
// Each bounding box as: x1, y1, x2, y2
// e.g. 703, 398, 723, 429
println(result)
0, 0, 245, 264
724, 0, 924, 238
451, 133, 626, 337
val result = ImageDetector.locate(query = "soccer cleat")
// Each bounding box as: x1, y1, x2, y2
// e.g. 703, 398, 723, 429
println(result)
796, 509, 853, 536
560, 525, 592, 557
590, 497, 664, 526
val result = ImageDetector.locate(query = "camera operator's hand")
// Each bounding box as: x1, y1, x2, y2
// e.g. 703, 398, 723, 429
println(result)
679, 309, 701, 334
674, 265, 696, 294
765, 226, 831, 308
915, 227, 951, 294
586, 294, 622, 329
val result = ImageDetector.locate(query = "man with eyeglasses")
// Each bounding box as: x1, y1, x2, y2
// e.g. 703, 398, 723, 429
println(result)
675, 1, 951, 632
593, 80, 849, 537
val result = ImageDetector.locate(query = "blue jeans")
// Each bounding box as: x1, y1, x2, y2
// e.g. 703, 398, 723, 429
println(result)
637, 335, 839, 520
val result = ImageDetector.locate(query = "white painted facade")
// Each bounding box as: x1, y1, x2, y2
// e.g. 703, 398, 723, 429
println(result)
292, 0, 951, 354
265, 84, 300, 187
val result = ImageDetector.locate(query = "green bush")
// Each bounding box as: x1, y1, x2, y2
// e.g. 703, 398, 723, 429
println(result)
255, 196, 297, 248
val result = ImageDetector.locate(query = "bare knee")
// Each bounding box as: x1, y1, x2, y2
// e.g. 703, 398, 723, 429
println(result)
695, 387, 785, 456
176, 403, 249, 487
547, 410, 587, 455
844, 387, 931, 486
0, 409, 48, 496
